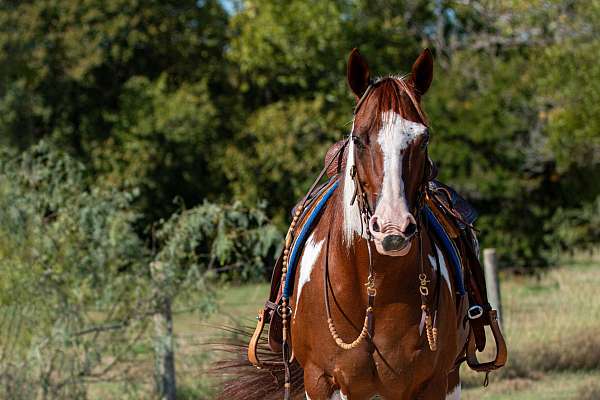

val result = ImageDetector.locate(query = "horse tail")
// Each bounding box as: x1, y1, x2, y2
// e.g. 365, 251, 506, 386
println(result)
210, 325, 304, 400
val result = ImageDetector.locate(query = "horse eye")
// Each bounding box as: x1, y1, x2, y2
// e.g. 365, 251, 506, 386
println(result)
352, 136, 366, 149
421, 133, 430, 149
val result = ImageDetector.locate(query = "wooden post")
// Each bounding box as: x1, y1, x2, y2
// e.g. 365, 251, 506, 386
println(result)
150, 261, 176, 400
483, 248, 502, 326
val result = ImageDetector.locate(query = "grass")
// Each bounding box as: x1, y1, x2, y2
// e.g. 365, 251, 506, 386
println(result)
87, 258, 600, 399
463, 371, 600, 400
462, 258, 600, 399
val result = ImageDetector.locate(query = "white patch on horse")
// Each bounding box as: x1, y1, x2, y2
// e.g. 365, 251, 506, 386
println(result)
377, 111, 427, 222
445, 383, 461, 400
295, 233, 323, 313
330, 389, 348, 400
343, 123, 364, 245
471, 230, 480, 257
428, 245, 453, 299
305, 393, 312, 400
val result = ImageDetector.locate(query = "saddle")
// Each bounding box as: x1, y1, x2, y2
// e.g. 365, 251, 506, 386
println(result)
248, 141, 507, 375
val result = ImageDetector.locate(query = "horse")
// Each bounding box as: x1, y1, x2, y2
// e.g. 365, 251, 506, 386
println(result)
285, 49, 468, 400
216, 48, 506, 400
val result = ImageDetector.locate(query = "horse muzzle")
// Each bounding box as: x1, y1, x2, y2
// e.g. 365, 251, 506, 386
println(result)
377, 230, 416, 256
369, 214, 418, 256
382, 235, 409, 252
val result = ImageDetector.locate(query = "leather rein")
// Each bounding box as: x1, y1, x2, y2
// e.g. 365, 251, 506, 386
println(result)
323, 79, 441, 353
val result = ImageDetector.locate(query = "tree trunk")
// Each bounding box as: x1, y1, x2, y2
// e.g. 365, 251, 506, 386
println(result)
150, 261, 176, 400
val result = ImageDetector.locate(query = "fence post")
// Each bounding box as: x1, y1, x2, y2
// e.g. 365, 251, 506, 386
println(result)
483, 248, 502, 326
150, 261, 176, 400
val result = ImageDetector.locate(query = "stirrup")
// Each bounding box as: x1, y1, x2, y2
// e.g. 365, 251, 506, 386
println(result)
467, 304, 484, 320
466, 310, 507, 372
248, 309, 266, 369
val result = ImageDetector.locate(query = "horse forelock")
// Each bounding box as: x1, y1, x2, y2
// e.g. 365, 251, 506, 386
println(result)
358, 76, 428, 131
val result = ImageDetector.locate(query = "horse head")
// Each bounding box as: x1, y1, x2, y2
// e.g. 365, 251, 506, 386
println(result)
343, 48, 434, 257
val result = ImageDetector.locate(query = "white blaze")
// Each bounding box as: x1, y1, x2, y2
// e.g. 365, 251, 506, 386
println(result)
343, 113, 427, 246
376, 111, 427, 224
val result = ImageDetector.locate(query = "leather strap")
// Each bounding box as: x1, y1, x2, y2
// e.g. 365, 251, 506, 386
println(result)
247, 309, 266, 369
466, 310, 507, 372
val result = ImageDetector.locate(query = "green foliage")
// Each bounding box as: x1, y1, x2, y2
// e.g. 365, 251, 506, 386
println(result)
0, 142, 151, 399
0, 0, 230, 217
93, 74, 221, 221
155, 201, 281, 290
1, 0, 599, 269
228, 0, 347, 97
223, 97, 346, 225
0, 143, 279, 398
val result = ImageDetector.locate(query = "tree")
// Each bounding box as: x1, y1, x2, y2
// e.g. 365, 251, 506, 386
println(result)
0, 142, 152, 398
0, 0, 231, 221
0, 142, 281, 398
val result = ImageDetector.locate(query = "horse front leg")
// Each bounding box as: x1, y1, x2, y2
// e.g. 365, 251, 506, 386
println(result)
303, 361, 338, 400
416, 372, 449, 400
444, 368, 461, 400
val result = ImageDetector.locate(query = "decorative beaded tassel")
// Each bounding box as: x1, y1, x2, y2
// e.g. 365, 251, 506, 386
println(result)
421, 304, 438, 351
418, 271, 438, 352
280, 206, 302, 400
327, 306, 372, 350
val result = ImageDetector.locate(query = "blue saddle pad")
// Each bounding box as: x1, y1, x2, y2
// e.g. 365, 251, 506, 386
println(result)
423, 206, 466, 296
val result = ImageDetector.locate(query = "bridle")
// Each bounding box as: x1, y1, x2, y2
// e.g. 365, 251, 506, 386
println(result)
324, 78, 441, 353
348, 77, 434, 238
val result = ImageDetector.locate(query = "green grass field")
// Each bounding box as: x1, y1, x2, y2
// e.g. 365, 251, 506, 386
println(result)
460, 258, 600, 399
87, 258, 600, 399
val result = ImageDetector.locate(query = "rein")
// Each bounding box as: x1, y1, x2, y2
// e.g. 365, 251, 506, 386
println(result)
323, 79, 440, 354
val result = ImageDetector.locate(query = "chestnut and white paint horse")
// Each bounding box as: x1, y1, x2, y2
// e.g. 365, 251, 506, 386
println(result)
217, 49, 472, 400
288, 49, 469, 400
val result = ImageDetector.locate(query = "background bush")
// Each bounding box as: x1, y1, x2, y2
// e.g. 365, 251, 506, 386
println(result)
2, 0, 599, 267
0, 143, 279, 398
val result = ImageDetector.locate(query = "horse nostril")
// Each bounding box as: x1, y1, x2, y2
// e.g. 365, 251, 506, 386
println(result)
403, 222, 417, 237
372, 218, 380, 232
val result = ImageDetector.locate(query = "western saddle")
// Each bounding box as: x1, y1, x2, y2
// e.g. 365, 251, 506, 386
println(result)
248, 139, 507, 378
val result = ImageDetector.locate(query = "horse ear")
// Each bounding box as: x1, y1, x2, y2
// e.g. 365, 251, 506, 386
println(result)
410, 48, 434, 96
347, 48, 371, 98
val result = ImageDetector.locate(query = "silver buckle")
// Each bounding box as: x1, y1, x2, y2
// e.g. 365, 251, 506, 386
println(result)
276, 304, 292, 318
468, 305, 484, 320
